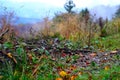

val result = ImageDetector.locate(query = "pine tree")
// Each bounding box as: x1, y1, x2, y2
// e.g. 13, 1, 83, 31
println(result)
115, 6, 120, 18
64, 0, 75, 13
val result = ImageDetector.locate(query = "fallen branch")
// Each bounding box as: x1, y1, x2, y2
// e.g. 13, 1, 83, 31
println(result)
32, 55, 45, 76
0, 28, 9, 39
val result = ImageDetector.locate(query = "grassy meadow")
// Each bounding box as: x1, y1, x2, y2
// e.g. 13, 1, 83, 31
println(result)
0, 6, 120, 80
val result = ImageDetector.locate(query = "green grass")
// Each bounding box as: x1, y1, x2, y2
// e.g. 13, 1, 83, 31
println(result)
92, 32, 120, 50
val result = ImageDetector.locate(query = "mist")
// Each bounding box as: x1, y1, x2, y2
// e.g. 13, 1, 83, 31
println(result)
90, 5, 118, 20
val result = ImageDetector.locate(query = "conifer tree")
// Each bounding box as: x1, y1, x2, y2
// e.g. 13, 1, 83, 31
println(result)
64, 0, 75, 13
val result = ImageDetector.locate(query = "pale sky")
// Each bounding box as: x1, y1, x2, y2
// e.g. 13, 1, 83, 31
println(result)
1, 0, 120, 19
3, 0, 120, 7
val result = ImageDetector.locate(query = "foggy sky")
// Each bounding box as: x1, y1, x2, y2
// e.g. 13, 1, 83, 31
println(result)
0, 0, 120, 19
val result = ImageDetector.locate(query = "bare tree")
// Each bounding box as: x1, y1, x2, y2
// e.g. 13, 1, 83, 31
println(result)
0, 6, 17, 40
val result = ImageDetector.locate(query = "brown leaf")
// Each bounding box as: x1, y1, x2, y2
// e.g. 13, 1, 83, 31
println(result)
69, 65, 77, 70
28, 53, 32, 60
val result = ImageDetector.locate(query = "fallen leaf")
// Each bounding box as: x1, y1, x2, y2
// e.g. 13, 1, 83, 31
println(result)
59, 71, 67, 77
66, 70, 71, 74
104, 65, 110, 71
90, 53, 97, 57
55, 78, 63, 80
71, 75, 77, 80
99, 50, 104, 52
51, 58, 56, 61
28, 53, 32, 60
110, 51, 117, 54
7, 53, 17, 64
66, 58, 72, 63
100, 59, 107, 63
7, 53, 13, 58
104, 53, 108, 56
70, 65, 77, 70
78, 71, 83, 75
79, 53, 84, 57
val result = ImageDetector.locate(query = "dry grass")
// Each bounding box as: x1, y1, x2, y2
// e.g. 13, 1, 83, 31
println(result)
51, 13, 100, 46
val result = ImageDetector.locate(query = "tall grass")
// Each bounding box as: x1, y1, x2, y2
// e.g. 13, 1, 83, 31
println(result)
50, 12, 100, 47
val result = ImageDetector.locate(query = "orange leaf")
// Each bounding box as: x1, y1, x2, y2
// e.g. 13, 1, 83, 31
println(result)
55, 78, 63, 80
71, 75, 77, 80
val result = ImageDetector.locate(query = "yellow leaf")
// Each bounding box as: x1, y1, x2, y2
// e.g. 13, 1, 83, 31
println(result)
7, 53, 17, 64
59, 71, 67, 77
104, 65, 110, 71
55, 78, 63, 80
7, 53, 13, 58
78, 71, 83, 75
